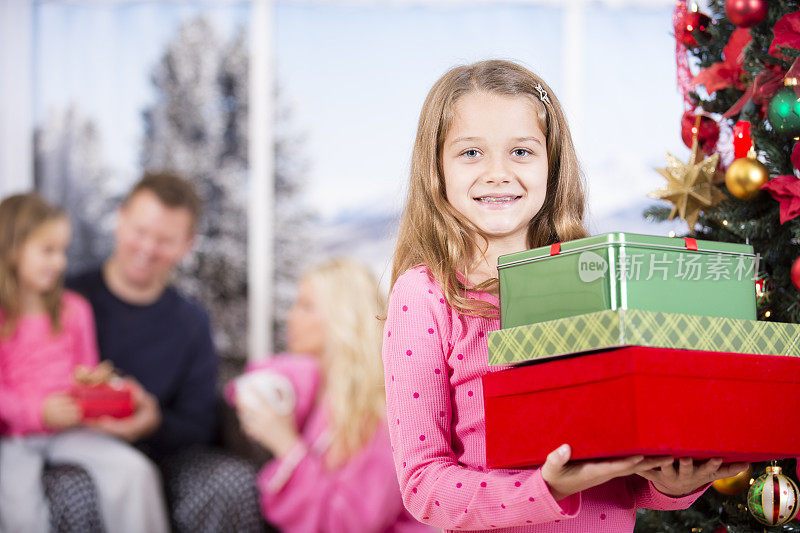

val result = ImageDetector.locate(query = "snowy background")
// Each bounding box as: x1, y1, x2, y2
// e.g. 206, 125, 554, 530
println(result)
32, 0, 688, 359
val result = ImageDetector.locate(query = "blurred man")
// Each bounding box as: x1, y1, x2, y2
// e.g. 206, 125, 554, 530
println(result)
70, 172, 214, 454
49, 172, 263, 532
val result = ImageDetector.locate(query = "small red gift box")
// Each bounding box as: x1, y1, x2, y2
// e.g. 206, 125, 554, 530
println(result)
71, 382, 135, 420
483, 346, 800, 468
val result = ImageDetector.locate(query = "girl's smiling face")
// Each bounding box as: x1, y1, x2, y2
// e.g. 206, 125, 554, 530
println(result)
441, 91, 548, 252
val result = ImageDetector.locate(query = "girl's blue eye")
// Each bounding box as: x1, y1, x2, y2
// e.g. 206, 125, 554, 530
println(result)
463, 149, 479, 158
513, 148, 531, 157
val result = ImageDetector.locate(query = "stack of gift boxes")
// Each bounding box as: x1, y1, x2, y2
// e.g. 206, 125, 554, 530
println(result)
483, 232, 800, 469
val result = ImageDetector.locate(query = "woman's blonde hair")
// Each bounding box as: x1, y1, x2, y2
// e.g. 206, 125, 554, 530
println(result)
391, 59, 588, 317
305, 258, 386, 465
0, 193, 68, 337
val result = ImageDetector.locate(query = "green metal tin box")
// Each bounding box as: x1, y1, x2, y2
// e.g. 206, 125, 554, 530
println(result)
498, 232, 757, 329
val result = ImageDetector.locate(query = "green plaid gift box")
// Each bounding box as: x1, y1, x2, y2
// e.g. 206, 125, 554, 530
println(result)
487, 309, 800, 366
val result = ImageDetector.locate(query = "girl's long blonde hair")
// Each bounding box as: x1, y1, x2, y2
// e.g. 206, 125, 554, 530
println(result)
391, 60, 588, 317
0, 193, 68, 338
305, 258, 386, 465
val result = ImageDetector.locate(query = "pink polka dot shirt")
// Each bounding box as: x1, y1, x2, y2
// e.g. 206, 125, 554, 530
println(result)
382, 266, 706, 532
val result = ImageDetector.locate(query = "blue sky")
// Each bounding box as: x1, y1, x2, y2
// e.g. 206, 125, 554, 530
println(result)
34, 0, 687, 235
274, 2, 563, 219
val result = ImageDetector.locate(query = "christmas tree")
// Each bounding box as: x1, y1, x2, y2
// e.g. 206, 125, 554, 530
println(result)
640, 1, 800, 531
143, 16, 316, 362
34, 106, 118, 274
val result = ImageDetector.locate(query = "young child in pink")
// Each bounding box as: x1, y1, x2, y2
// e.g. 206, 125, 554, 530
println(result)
233, 259, 432, 532
0, 193, 169, 533
382, 60, 749, 533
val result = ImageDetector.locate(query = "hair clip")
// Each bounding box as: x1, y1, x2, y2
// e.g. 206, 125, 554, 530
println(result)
534, 83, 551, 105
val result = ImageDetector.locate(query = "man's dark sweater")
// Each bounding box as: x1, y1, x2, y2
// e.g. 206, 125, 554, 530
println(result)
67, 269, 218, 459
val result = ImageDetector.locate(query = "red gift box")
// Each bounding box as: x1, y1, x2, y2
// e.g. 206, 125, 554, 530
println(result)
483, 346, 800, 468
70, 382, 135, 420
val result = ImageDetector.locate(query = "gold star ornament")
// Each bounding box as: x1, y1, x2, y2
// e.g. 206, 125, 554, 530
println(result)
649, 142, 725, 230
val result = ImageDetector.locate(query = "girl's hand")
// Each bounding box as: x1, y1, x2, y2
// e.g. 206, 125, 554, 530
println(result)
236, 394, 300, 458
637, 458, 750, 497
541, 444, 673, 501
42, 393, 82, 430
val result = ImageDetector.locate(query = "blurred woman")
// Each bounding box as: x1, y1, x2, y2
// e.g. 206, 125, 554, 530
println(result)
232, 258, 432, 532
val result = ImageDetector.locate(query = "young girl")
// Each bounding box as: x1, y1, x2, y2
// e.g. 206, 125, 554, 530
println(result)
0, 193, 170, 533
234, 258, 433, 532
382, 60, 748, 532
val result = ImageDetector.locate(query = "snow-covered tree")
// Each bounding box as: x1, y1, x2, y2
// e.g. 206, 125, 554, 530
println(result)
34, 105, 116, 274
272, 90, 317, 351
143, 16, 315, 360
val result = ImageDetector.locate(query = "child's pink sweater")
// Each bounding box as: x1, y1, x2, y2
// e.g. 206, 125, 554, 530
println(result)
0, 291, 99, 436
382, 266, 706, 533
239, 355, 434, 533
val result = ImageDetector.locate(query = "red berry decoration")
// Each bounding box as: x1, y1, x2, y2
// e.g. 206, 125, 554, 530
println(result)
681, 111, 720, 155
733, 121, 753, 159
793, 256, 800, 291
792, 141, 800, 172
725, 0, 768, 28
679, 10, 713, 48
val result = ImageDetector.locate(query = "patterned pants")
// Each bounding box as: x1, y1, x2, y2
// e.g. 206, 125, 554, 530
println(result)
44, 464, 104, 533
45, 447, 275, 533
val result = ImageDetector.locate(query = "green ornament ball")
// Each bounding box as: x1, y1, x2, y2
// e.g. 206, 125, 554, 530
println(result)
747, 466, 800, 526
768, 87, 800, 137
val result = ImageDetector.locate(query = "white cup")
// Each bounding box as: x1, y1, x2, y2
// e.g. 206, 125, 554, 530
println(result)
235, 370, 296, 416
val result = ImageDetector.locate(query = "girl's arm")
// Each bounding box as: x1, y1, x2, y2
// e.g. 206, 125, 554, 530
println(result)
257, 424, 407, 532
383, 269, 579, 530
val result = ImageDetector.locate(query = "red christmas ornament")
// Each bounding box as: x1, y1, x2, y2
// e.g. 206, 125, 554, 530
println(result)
733, 121, 752, 158
725, 0, 768, 28
679, 10, 712, 48
681, 111, 719, 155
792, 140, 800, 172
792, 256, 800, 291
762, 174, 800, 224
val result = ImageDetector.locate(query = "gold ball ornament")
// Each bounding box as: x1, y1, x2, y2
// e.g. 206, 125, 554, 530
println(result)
713, 464, 752, 495
725, 157, 769, 200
